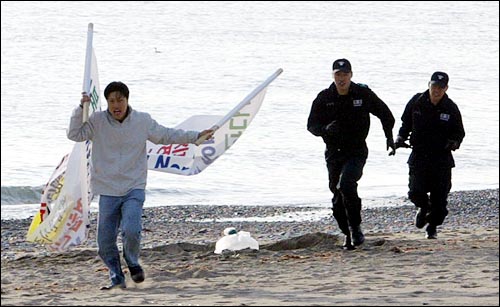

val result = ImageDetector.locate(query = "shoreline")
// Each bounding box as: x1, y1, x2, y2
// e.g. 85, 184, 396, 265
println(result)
2, 189, 497, 250
1, 188, 498, 306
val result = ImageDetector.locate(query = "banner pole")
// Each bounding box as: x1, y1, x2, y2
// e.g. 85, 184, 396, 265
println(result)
82, 23, 94, 122
194, 68, 283, 145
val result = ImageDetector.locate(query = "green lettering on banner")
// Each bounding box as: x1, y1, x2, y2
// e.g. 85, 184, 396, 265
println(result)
229, 112, 250, 129
223, 112, 251, 149
90, 86, 99, 111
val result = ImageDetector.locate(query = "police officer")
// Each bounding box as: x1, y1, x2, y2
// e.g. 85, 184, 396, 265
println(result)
307, 58, 396, 249
395, 71, 465, 239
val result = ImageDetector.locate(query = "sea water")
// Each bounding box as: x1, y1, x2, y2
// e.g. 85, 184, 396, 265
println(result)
1, 1, 498, 219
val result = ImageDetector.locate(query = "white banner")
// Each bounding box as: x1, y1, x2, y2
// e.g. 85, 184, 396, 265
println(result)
147, 69, 282, 175
27, 24, 101, 251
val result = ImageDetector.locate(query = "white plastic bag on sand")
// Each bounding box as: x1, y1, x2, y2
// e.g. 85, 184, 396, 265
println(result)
214, 227, 259, 254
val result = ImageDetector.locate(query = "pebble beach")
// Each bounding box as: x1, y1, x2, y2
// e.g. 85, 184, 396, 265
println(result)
1, 188, 498, 305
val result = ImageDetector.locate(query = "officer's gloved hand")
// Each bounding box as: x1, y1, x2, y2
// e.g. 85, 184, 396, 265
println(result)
387, 138, 396, 156
444, 139, 460, 151
324, 120, 340, 136
394, 135, 411, 149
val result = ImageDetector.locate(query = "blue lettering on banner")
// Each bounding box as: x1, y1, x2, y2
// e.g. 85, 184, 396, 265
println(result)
201, 146, 217, 165
151, 155, 190, 171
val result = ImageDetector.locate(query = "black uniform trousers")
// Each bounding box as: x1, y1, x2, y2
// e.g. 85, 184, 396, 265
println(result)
326, 155, 366, 235
408, 166, 452, 226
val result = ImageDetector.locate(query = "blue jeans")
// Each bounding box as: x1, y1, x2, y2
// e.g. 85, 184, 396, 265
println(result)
97, 189, 145, 285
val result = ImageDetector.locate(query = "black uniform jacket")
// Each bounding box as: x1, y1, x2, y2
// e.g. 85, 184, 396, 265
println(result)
398, 90, 465, 168
307, 82, 395, 159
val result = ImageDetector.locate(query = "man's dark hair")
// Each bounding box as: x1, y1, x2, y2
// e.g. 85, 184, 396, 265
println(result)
104, 81, 129, 100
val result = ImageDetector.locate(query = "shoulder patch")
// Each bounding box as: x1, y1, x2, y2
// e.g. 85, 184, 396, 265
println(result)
358, 83, 370, 89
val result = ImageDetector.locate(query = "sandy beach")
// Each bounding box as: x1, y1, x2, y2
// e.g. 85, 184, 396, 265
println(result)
1, 189, 498, 306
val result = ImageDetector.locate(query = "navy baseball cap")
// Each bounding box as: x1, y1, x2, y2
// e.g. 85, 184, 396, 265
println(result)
332, 58, 352, 73
429, 71, 449, 88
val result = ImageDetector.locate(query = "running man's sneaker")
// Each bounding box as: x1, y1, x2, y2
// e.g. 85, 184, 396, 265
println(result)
100, 282, 126, 290
129, 265, 145, 283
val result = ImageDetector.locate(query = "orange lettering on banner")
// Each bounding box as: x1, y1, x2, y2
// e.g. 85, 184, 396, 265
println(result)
66, 198, 84, 232
157, 145, 172, 155
156, 144, 190, 156
74, 198, 83, 213
172, 144, 189, 156
53, 235, 72, 250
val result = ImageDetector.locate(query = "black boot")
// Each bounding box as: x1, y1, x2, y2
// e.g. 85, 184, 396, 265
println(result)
425, 224, 437, 239
342, 233, 355, 250
415, 207, 428, 229
332, 205, 353, 250
350, 225, 365, 246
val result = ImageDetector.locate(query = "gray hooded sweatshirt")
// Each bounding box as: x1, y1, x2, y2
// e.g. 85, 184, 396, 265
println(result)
67, 106, 199, 196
